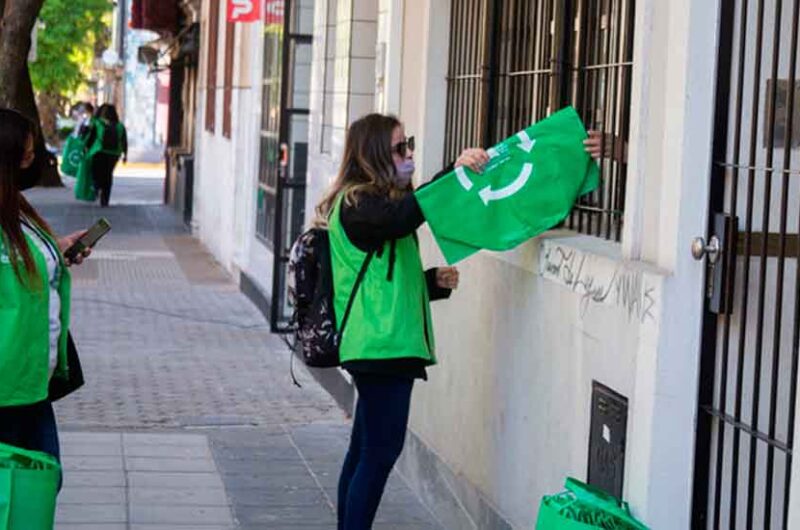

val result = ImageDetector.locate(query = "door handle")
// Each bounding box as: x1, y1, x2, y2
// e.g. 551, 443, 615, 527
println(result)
691, 235, 721, 264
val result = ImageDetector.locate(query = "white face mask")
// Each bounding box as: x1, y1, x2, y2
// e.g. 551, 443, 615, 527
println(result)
394, 159, 415, 187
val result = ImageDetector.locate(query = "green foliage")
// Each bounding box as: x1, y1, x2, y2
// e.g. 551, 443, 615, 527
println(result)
30, 0, 112, 99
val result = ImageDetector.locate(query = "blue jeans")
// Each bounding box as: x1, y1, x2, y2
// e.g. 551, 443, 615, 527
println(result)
0, 401, 61, 489
337, 373, 414, 530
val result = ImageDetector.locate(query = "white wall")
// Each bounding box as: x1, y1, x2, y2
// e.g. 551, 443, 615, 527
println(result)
194, 0, 263, 278
393, 0, 718, 528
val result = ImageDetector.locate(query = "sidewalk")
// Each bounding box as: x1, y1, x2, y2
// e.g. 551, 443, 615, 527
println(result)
26, 174, 442, 529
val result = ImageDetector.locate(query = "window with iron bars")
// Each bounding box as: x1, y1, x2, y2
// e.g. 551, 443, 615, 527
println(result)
444, 0, 635, 241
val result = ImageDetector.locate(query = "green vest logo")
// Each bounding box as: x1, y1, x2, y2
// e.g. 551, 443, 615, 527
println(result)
416, 106, 599, 264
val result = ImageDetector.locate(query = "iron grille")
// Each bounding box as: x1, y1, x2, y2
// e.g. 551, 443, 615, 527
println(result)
692, 0, 800, 528
444, 0, 635, 241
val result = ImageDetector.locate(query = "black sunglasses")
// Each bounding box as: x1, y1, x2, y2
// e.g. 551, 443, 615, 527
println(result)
392, 136, 415, 157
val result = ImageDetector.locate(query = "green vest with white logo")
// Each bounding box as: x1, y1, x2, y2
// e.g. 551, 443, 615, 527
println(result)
328, 197, 436, 365
0, 227, 72, 407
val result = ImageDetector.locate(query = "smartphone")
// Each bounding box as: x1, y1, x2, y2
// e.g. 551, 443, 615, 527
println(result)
64, 218, 112, 261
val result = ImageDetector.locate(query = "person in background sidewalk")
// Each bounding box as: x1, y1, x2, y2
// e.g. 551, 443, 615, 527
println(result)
0, 108, 90, 479
315, 114, 488, 530
73, 102, 94, 138
82, 104, 128, 207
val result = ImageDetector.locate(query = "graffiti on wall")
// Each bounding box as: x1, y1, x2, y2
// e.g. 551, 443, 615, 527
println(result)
540, 242, 659, 324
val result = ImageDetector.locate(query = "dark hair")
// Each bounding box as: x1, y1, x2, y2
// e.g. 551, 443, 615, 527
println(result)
316, 113, 402, 223
0, 108, 53, 284
96, 104, 119, 123
84, 102, 94, 114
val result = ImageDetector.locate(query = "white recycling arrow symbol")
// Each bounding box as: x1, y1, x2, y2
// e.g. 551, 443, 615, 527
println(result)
478, 163, 533, 205
454, 135, 536, 205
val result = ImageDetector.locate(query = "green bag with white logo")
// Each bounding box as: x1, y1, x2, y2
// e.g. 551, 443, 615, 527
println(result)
60, 135, 85, 177
74, 155, 96, 202
415, 106, 599, 264
0, 443, 60, 530
536, 477, 648, 530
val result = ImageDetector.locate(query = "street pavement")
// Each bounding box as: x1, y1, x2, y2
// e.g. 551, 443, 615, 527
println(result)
25, 172, 442, 529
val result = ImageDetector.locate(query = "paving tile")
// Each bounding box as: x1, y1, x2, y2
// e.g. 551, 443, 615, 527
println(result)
129, 504, 235, 525
224, 486, 329, 507
233, 503, 336, 525
125, 443, 212, 459
124, 433, 209, 447
60, 442, 124, 456
125, 456, 218, 472
127, 472, 224, 489
55, 503, 127, 524
128, 487, 230, 506
62, 471, 126, 488
130, 526, 234, 530
60, 432, 122, 444
62, 455, 124, 471
55, 523, 128, 530
58, 486, 126, 505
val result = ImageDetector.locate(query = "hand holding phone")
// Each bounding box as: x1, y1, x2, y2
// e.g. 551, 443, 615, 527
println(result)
63, 218, 111, 263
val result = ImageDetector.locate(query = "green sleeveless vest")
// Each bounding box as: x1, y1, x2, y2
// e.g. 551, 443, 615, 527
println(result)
0, 227, 72, 407
329, 197, 436, 364
88, 118, 125, 157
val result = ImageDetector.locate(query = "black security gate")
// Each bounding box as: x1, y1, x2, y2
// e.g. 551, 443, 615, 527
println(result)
443, 0, 635, 241
692, 0, 800, 528
255, 0, 314, 332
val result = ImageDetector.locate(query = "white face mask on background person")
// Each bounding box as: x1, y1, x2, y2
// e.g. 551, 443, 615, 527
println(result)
394, 159, 415, 188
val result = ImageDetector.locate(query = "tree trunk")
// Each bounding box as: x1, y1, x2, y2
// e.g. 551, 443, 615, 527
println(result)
0, 0, 62, 187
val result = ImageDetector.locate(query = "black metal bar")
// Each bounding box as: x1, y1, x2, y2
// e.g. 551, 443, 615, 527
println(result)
702, 407, 793, 454
743, 0, 768, 526
781, 2, 800, 527
598, 0, 614, 238
713, 161, 800, 175
726, 0, 754, 525
615, 0, 634, 241
269, 0, 292, 331
606, 0, 623, 240
761, 1, 786, 526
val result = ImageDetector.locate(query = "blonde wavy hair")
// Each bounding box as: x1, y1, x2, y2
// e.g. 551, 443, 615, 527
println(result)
315, 113, 409, 226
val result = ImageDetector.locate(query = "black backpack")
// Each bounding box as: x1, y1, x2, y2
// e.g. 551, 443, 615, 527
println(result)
286, 227, 373, 368
100, 121, 120, 153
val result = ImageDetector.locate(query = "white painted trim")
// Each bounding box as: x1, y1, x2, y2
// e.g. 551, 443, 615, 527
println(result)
384, 0, 404, 114
789, 372, 800, 528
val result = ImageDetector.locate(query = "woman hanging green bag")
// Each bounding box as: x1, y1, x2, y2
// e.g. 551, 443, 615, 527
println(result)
536, 477, 649, 530
0, 442, 60, 530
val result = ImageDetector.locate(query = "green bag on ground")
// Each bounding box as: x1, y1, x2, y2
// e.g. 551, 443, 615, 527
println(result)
536, 478, 649, 530
60, 135, 85, 177
0, 442, 60, 530
74, 155, 96, 202
415, 106, 599, 264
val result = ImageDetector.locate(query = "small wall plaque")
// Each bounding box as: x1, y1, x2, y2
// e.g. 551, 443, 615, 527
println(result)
588, 381, 629, 498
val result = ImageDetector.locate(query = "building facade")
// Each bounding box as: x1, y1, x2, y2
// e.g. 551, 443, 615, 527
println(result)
184, 1, 800, 528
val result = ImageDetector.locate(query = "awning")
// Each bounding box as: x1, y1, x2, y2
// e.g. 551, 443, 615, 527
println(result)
131, 0, 178, 34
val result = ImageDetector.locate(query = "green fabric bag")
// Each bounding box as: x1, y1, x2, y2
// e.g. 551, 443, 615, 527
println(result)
0, 443, 60, 530
59, 135, 85, 177
536, 478, 648, 530
74, 154, 96, 202
415, 106, 599, 264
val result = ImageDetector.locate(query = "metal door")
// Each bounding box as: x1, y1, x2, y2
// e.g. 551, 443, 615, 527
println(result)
270, 0, 314, 331
692, 1, 800, 528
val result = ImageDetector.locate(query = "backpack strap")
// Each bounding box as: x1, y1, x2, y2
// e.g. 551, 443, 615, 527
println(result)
337, 250, 375, 339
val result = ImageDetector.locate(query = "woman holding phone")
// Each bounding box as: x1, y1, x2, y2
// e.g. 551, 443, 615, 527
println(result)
315, 113, 488, 529
0, 108, 90, 470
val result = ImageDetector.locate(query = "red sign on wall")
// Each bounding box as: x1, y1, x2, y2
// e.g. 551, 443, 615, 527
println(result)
227, 0, 261, 23
264, 0, 285, 25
